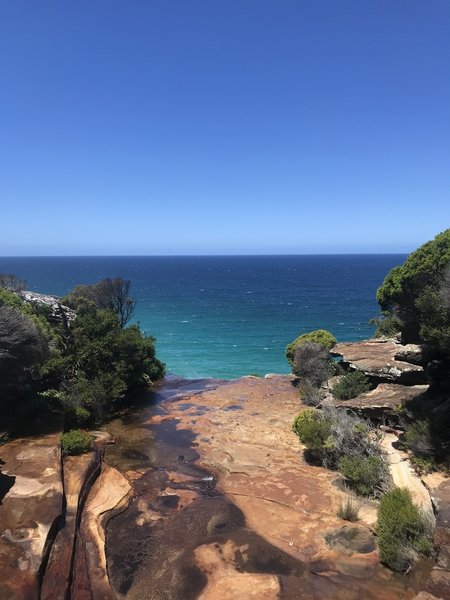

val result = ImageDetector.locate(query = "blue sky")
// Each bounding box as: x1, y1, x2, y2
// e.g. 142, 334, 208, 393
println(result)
1, 1, 449, 255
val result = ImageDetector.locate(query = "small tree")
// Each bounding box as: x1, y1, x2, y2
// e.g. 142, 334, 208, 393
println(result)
65, 277, 136, 327
285, 329, 336, 367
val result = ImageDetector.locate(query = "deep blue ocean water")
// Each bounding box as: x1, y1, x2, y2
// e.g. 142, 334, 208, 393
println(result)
0, 255, 405, 379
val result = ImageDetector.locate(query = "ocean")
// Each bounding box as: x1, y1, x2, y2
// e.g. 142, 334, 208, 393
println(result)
0, 255, 405, 379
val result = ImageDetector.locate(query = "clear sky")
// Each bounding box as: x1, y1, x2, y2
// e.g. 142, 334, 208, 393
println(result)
1, 1, 449, 255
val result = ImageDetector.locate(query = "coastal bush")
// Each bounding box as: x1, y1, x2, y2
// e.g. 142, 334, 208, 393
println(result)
377, 488, 434, 571
338, 454, 386, 497
376, 229, 450, 349
285, 329, 336, 367
293, 342, 332, 387
298, 379, 324, 406
64, 277, 136, 327
0, 305, 49, 403
292, 409, 331, 450
61, 429, 94, 456
293, 405, 388, 496
331, 371, 371, 400
370, 315, 403, 339
43, 307, 165, 424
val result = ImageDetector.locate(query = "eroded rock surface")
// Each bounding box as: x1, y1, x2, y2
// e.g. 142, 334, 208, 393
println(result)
105, 376, 416, 599
330, 383, 429, 419
0, 433, 63, 600
332, 339, 426, 384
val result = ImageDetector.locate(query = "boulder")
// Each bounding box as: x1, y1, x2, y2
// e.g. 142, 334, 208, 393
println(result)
332, 339, 426, 384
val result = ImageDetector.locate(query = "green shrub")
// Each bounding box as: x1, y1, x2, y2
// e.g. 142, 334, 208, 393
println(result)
337, 496, 359, 522
402, 420, 433, 457
286, 329, 336, 367
292, 409, 331, 449
331, 371, 371, 400
61, 430, 94, 456
370, 315, 403, 339
377, 488, 434, 571
338, 454, 387, 497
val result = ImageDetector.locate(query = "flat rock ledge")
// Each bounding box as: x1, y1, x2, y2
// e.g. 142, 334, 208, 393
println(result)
328, 383, 429, 419
332, 339, 426, 384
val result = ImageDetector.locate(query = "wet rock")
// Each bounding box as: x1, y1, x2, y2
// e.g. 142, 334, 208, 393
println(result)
105, 375, 414, 599
0, 433, 63, 600
332, 339, 426, 384
40, 452, 99, 600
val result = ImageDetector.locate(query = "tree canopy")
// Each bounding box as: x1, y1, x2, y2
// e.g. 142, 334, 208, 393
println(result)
376, 229, 450, 351
0, 277, 164, 428
64, 277, 136, 327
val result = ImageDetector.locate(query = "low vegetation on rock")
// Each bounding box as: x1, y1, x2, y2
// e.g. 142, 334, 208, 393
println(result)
377, 487, 434, 571
285, 329, 337, 367
331, 371, 371, 400
61, 429, 94, 456
293, 406, 388, 497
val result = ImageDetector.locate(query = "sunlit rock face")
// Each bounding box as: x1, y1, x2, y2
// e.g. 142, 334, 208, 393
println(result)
0, 434, 63, 600
104, 376, 417, 600
332, 339, 426, 384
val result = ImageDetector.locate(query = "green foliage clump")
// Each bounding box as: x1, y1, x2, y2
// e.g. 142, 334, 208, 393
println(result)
370, 315, 403, 339
377, 488, 434, 571
292, 409, 331, 449
285, 329, 336, 367
61, 430, 94, 456
44, 307, 165, 423
0, 275, 165, 431
292, 406, 388, 496
331, 371, 371, 400
376, 229, 450, 350
338, 455, 386, 497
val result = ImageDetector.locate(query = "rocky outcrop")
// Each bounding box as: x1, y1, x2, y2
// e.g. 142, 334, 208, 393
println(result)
40, 452, 100, 600
70, 463, 131, 599
20, 290, 76, 325
332, 339, 426, 384
381, 433, 434, 513
0, 433, 63, 600
421, 474, 450, 598
329, 383, 429, 419
105, 376, 416, 599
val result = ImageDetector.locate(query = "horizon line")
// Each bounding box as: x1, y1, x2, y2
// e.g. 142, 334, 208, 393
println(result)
0, 252, 410, 259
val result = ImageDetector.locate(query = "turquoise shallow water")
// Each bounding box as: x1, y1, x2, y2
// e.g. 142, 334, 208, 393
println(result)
0, 255, 405, 379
